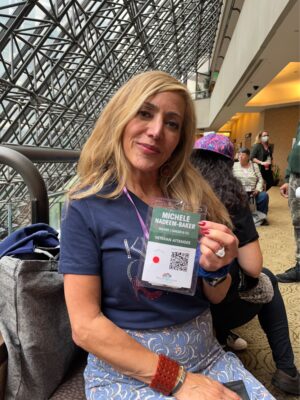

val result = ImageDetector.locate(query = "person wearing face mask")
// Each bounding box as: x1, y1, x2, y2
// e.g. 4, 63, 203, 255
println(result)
250, 131, 274, 191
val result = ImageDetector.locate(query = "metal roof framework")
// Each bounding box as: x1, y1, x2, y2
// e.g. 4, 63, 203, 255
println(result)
0, 0, 222, 234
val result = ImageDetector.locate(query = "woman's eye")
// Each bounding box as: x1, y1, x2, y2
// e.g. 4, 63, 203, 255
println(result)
166, 121, 180, 130
138, 110, 152, 119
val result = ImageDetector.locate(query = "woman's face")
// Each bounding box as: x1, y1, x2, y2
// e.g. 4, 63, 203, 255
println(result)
261, 131, 269, 143
238, 152, 249, 165
122, 91, 185, 176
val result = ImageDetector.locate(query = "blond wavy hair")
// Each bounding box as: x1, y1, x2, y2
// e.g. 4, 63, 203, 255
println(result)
69, 70, 231, 226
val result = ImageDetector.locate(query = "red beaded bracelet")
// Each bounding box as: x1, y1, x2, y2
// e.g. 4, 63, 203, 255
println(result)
149, 354, 180, 396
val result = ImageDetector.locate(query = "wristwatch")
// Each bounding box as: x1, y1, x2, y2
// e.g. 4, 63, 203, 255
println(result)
203, 274, 227, 287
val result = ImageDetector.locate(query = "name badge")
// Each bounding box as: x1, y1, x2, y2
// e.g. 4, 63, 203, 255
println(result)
140, 206, 201, 295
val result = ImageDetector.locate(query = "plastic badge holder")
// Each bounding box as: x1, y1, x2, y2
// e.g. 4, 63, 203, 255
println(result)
138, 198, 206, 296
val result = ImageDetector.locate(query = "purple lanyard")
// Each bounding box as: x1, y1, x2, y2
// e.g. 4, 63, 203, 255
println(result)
123, 187, 149, 240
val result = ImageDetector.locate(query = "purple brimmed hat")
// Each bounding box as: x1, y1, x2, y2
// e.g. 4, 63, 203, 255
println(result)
194, 133, 234, 160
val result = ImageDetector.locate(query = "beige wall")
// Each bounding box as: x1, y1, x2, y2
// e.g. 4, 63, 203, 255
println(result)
194, 98, 210, 129
229, 113, 264, 147
264, 105, 300, 181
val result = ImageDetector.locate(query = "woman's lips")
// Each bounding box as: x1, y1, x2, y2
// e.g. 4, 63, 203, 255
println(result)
137, 142, 160, 154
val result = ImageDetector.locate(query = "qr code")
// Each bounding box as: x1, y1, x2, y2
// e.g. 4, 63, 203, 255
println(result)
169, 251, 189, 272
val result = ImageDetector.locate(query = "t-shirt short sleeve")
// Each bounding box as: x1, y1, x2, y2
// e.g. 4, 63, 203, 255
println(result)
231, 204, 258, 248
57, 191, 209, 329
59, 199, 101, 275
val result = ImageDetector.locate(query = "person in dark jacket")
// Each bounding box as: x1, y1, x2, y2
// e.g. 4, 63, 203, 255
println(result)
250, 131, 274, 190
277, 122, 300, 283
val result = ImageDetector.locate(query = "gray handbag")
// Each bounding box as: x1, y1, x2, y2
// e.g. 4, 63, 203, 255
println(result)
0, 256, 75, 400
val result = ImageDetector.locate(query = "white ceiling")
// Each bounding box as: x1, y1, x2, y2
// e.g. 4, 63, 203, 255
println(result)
210, 0, 300, 130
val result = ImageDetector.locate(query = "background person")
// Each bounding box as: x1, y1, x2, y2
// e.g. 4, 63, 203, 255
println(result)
250, 131, 274, 191
277, 122, 300, 283
233, 147, 269, 217
59, 71, 274, 400
191, 133, 300, 396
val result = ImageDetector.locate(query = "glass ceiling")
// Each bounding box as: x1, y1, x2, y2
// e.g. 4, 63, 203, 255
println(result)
0, 0, 222, 234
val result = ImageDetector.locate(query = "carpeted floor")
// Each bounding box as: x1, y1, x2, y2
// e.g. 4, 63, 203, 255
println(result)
233, 187, 300, 400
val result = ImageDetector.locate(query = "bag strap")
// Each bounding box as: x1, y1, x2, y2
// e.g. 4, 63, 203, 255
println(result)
251, 162, 259, 188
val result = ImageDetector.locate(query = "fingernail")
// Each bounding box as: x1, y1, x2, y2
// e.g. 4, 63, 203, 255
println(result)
202, 230, 210, 235
199, 221, 206, 226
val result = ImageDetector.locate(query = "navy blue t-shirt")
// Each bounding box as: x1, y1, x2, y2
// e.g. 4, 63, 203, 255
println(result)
59, 188, 208, 330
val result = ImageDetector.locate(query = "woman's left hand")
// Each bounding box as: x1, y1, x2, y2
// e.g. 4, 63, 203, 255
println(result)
198, 221, 238, 271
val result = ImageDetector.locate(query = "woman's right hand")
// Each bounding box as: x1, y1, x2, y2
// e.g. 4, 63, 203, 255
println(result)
175, 372, 241, 400
199, 221, 238, 272
280, 183, 289, 198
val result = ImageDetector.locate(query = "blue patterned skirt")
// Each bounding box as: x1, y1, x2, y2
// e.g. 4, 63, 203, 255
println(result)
84, 310, 275, 399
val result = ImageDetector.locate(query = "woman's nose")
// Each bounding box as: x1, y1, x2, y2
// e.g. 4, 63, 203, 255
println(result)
147, 117, 163, 138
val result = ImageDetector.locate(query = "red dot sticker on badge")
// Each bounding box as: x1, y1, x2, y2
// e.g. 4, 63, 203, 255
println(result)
153, 256, 160, 264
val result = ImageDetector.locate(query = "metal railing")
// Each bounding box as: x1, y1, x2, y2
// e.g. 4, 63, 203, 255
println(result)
0, 146, 49, 225
0, 145, 79, 238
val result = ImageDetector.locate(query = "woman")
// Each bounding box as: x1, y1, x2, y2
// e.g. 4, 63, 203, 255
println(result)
191, 133, 300, 396
233, 147, 269, 216
59, 71, 274, 400
250, 131, 274, 190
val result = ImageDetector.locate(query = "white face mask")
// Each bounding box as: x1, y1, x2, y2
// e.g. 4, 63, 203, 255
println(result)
261, 136, 269, 143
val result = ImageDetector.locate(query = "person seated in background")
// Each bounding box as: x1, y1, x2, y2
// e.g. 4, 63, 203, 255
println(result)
191, 133, 300, 396
233, 147, 269, 218
59, 71, 275, 400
